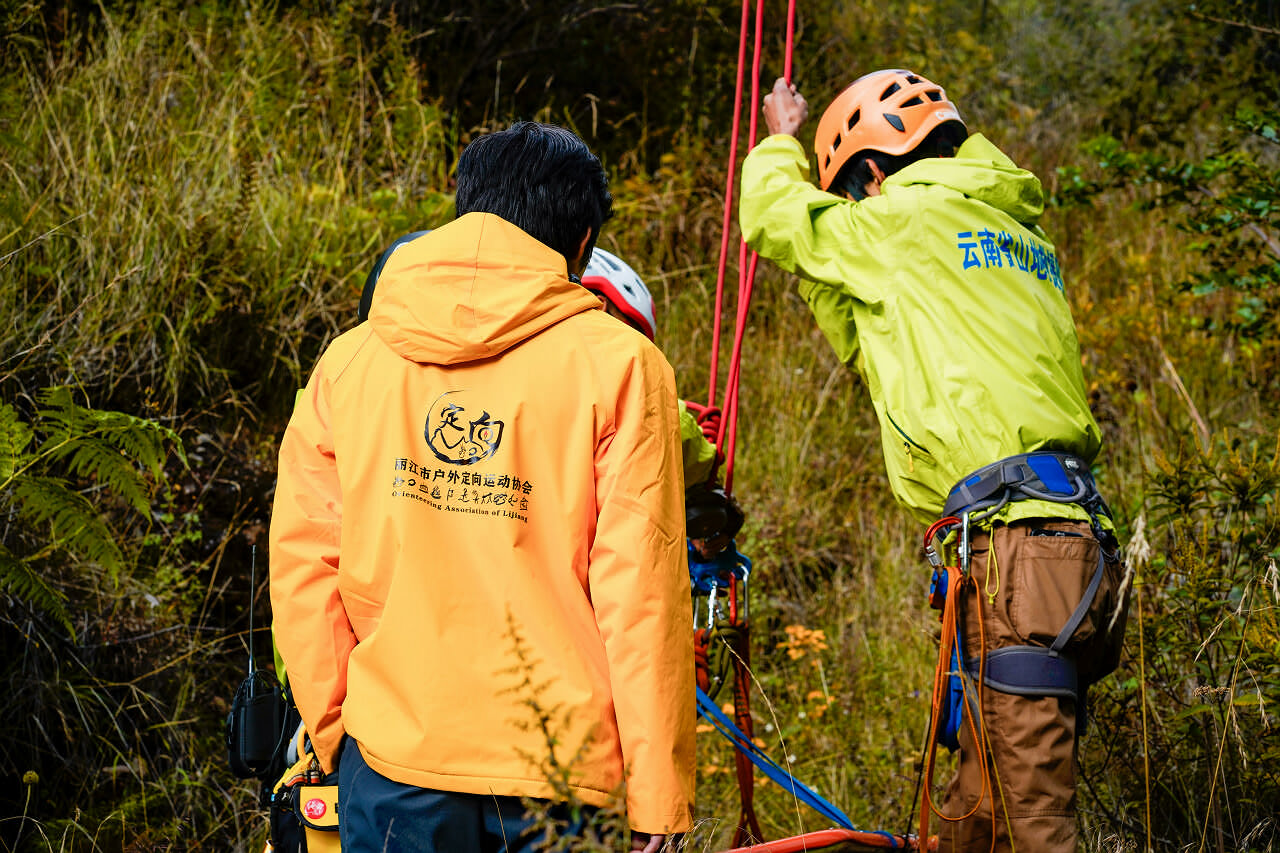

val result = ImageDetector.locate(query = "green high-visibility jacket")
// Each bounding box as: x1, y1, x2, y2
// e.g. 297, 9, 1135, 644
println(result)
740, 133, 1103, 525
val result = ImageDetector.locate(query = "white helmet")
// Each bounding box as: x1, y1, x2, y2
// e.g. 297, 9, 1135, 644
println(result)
581, 248, 656, 340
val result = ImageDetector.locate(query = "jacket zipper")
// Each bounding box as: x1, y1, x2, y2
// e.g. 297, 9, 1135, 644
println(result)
885, 411, 930, 473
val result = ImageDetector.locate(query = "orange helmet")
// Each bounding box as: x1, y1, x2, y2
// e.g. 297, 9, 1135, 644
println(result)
814, 69, 965, 191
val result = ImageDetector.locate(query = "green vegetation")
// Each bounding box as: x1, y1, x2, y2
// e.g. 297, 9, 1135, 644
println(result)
0, 386, 183, 633
1, 0, 1277, 849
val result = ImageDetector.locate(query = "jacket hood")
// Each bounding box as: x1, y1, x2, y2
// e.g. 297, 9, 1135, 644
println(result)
368, 212, 603, 365
889, 133, 1046, 225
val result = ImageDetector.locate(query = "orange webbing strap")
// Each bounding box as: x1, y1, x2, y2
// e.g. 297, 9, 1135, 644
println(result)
918, 564, 997, 847
729, 623, 765, 847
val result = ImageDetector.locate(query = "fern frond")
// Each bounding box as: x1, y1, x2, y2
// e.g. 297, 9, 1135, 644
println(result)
11, 475, 125, 577
0, 542, 73, 637
51, 438, 150, 514
36, 386, 187, 478
0, 401, 35, 485
33, 386, 96, 444
89, 408, 185, 476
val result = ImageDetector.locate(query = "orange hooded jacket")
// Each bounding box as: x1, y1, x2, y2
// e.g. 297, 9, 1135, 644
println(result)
268, 212, 695, 834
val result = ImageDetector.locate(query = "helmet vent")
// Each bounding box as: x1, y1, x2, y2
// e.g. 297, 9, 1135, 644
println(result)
880, 82, 901, 100
847, 109, 860, 131
927, 90, 943, 102
884, 113, 905, 132
905, 74, 921, 84
901, 96, 923, 108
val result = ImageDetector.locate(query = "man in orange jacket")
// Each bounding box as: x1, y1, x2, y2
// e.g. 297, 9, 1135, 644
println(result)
269, 122, 695, 853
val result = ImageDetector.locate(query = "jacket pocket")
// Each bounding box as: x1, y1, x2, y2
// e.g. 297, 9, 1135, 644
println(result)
884, 409, 932, 474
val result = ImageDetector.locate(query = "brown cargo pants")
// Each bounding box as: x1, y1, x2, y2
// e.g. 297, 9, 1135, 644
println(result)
935, 518, 1128, 853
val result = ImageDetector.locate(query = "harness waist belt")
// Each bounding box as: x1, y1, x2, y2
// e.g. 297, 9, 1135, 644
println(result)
942, 450, 1110, 522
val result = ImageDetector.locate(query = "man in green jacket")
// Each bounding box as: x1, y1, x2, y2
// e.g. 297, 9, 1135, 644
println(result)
740, 70, 1129, 852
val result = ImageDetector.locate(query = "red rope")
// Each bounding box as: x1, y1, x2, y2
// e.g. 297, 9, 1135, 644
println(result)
718, 828, 923, 852
918, 528, 994, 849
707, 0, 754, 411
704, 2, 795, 846
730, 626, 765, 848
783, 0, 796, 83
723, 0, 766, 491
716, 0, 796, 494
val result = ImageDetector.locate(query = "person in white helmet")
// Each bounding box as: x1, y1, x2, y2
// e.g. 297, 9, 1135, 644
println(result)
580, 248, 723, 496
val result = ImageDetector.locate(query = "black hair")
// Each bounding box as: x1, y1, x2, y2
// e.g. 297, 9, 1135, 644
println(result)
454, 121, 613, 265
833, 121, 968, 200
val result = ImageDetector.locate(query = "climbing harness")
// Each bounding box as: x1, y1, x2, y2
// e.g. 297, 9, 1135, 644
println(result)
939, 451, 1117, 707
941, 450, 1112, 527
918, 451, 1118, 843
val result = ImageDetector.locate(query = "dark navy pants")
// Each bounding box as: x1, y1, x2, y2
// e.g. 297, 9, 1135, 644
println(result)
337, 738, 598, 853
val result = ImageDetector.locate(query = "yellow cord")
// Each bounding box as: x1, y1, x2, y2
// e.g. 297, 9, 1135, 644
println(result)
987, 703, 1016, 853
984, 529, 1001, 605
973, 555, 1013, 853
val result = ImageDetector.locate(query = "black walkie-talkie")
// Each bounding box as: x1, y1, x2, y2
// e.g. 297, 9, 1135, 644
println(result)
227, 545, 286, 779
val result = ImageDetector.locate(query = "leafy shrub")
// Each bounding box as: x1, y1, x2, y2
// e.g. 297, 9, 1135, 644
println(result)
1083, 433, 1280, 850
1056, 89, 1280, 849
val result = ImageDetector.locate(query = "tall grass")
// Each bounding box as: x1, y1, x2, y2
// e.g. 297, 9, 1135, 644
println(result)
1, 1, 454, 423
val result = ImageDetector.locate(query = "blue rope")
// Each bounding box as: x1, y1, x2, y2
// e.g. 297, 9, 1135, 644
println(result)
695, 686, 855, 831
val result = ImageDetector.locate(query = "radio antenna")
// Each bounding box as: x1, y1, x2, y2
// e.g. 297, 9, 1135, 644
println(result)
248, 545, 257, 677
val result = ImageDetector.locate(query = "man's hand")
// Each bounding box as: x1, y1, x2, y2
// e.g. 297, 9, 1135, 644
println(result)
631, 832, 666, 852
763, 77, 808, 137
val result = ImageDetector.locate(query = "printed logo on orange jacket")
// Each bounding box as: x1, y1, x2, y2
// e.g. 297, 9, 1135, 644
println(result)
424, 391, 505, 465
